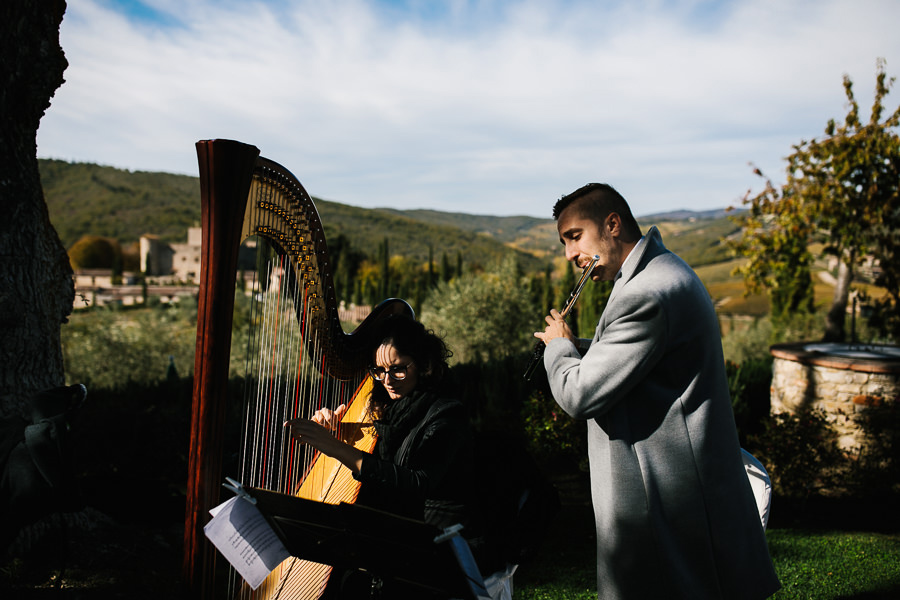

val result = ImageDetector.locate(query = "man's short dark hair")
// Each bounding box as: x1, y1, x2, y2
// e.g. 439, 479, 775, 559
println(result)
552, 183, 642, 239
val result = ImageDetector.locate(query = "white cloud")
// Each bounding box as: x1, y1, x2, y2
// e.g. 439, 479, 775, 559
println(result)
37, 0, 900, 217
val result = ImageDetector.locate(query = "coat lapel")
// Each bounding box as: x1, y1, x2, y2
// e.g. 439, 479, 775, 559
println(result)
595, 226, 665, 340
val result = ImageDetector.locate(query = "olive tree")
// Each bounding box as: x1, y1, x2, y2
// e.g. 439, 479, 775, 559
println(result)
0, 0, 72, 417
420, 255, 537, 364
731, 59, 900, 342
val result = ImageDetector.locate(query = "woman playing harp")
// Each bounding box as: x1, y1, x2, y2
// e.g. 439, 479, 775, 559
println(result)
285, 314, 484, 598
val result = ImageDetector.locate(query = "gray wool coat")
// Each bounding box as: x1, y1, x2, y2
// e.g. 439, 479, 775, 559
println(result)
544, 227, 780, 600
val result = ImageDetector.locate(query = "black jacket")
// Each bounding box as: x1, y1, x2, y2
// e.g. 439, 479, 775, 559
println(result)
354, 390, 476, 531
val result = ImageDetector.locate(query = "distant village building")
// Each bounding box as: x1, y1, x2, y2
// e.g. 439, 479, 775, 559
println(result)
72, 269, 141, 309
72, 269, 125, 290
73, 227, 203, 309
141, 226, 202, 283
72, 227, 372, 322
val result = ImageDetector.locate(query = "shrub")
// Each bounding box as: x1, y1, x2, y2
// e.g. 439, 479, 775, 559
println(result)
448, 353, 587, 473
721, 316, 773, 364
726, 356, 773, 445
521, 387, 588, 472
420, 257, 537, 364
62, 301, 197, 389
745, 408, 844, 501
847, 398, 900, 496
68, 235, 122, 270
452, 355, 530, 430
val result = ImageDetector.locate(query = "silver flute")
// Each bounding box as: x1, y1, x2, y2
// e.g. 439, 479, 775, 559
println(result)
523, 254, 600, 381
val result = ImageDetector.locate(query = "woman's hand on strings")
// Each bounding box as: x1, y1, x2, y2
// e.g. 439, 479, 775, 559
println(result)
283, 412, 365, 475
283, 403, 348, 451
284, 418, 331, 447
311, 403, 347, 431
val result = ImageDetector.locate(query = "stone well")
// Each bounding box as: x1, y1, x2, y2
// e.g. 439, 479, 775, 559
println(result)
769, 342, 900, 450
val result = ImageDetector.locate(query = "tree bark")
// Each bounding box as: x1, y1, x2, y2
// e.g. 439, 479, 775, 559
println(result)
0, 0, 72, 417
824, 254, 853, 342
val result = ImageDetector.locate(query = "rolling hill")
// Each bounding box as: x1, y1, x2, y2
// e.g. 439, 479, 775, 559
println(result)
38, 159, 767, 310
39, 159, 547, 272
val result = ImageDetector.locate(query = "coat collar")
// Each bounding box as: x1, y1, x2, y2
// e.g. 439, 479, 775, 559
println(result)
596, 226, 668, 338
605, 226, 665, 309
619, 226, 664, 286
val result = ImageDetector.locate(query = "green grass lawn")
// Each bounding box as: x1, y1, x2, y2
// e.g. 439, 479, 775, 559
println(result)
767, 529, 900, 599
512, 501, 900, 600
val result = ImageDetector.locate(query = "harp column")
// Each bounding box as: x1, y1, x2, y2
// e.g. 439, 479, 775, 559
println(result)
182, 139, 260, 599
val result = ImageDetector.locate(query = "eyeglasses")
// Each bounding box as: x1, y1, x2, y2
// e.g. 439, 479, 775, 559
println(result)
369, 363, 413, 381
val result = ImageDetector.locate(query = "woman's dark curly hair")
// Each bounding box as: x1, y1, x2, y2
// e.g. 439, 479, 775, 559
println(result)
367, 314, 452, 416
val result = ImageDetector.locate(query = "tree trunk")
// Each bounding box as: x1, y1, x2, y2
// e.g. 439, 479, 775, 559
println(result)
0, 0, 72, 418
824, 254, 854, 342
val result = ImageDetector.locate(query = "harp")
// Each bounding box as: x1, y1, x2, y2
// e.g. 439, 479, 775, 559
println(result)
182, 139, 413, 599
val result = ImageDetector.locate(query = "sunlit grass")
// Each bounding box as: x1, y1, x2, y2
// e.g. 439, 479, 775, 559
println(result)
768, 529, 900, 599
513, 505, 900, 600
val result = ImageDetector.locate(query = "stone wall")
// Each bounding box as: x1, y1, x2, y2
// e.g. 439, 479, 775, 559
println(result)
770, 343, 900, 451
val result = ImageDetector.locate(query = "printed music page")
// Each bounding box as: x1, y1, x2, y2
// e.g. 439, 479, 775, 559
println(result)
204, 495, 291, 589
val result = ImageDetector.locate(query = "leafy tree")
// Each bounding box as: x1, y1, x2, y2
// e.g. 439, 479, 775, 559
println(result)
386, 254, 417, 301
441, 252, 452, 282
575, 277, 613, 339
62, 303, 198, 389
427, 245, 435, 287
731, 59, 900, 342
328, 232, 365, 305
355, 259, 380, 305
68, 235, 123, 270
526, 263, 554, 329
540, 264, 553, 312
420, 256, 537, 364
378, 237, 389, 299
555, 262, 577, 335
729, 179, 817, 324
861, 194, 900, 340
121, 241, 140, 272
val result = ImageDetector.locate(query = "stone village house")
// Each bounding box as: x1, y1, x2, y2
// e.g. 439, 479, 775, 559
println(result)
72, 227, 369, 324
72, 227, 204, 309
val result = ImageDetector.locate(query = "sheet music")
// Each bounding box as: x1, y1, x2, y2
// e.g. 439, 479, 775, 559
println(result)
204, 495, 291, 589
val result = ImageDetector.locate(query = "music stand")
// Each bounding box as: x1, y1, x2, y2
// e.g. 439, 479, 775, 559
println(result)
247, 487, 489, 599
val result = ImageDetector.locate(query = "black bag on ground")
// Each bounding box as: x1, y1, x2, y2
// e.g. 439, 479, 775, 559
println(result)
0, 384, 87, 550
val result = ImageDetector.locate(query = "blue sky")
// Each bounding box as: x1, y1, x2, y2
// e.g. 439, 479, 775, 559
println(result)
37, 0, 900, 218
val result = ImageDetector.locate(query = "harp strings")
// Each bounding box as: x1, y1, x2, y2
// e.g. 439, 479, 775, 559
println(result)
237, 259, 358, 497
228, 161, 374, 599
239, 251, 320, 495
